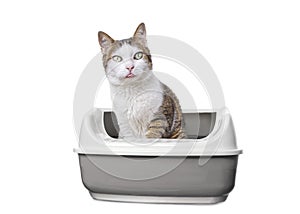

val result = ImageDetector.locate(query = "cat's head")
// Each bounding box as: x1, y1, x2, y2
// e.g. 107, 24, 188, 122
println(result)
98, 23, 153, 86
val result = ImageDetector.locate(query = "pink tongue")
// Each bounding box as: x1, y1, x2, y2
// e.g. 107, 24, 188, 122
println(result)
126, 73, 135, 78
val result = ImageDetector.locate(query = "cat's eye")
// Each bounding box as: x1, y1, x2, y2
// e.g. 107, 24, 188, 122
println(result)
133, 52, 143, 60
112, 55, 122, 62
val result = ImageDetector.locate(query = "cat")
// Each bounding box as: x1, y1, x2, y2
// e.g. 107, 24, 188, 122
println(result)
98, 23, 186, 139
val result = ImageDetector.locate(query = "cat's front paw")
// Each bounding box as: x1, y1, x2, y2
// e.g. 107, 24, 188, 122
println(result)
145, 130, 163, 139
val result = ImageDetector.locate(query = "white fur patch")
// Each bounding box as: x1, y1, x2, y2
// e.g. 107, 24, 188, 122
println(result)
110, 75, 163, 138
105, 42, 163, 138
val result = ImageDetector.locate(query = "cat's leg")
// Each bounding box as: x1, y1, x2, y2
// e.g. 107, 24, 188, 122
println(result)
116, 114, 135, 139
145, 113, 168, 138
118, 122, 134, 138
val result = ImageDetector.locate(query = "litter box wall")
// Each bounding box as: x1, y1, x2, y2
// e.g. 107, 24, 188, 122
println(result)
75, 108, 241, 204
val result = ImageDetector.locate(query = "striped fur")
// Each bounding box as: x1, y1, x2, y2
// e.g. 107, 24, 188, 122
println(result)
98, 23, 186, 139
146, 84, 186, 139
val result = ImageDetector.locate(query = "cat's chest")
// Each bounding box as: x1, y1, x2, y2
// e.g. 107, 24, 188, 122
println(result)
111, 81, 163, 136
114, 89, 163, 118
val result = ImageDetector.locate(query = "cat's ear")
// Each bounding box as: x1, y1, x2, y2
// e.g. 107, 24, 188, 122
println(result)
133, 23, 147, 44
98, 31, 114, 51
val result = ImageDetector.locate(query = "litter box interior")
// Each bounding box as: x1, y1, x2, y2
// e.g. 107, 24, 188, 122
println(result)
103, 111, 216, 139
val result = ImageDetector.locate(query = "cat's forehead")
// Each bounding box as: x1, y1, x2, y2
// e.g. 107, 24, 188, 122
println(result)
112, 40, 141, 56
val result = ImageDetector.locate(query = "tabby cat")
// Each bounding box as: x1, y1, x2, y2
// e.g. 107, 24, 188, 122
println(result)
98, 23, 186, 139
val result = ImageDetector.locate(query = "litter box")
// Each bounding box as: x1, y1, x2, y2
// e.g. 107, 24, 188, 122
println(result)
74, 107, 242, 204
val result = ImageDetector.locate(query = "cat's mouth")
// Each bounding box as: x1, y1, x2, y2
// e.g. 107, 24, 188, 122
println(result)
125, 73, 135, 78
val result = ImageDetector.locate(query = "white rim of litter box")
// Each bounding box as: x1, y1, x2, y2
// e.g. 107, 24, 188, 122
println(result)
73, 141, 243, 156
73, 149, 242, 156
74, 107, 242, 156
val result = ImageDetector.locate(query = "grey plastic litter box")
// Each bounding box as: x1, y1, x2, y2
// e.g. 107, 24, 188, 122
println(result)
74, 107, 242, 204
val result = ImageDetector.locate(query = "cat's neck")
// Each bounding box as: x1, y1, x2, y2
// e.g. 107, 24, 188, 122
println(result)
110, 73, 161, 96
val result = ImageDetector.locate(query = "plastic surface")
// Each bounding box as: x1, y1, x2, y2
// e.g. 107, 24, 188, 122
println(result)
79, 154, 238, 204
74, 108, 241, 156
75, 108, 241, 204
90, 193, 228, 204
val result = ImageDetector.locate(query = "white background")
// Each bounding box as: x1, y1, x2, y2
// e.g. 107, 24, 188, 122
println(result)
0, 0, 299, 213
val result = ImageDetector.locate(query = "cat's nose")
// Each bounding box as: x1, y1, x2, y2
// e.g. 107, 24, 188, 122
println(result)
126, 65, 134, 72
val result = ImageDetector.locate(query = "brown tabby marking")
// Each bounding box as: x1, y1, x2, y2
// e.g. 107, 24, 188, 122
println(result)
146, 84, 186, 139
